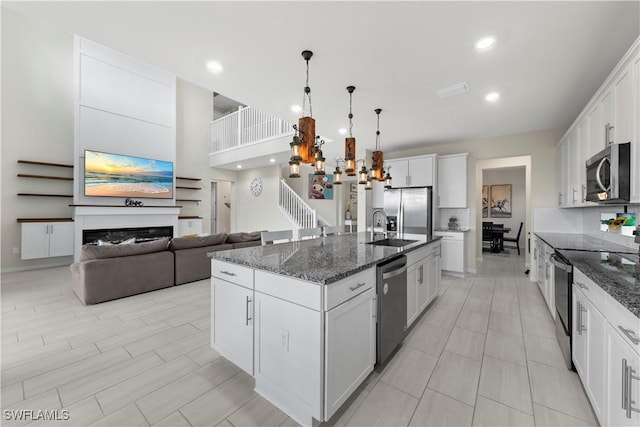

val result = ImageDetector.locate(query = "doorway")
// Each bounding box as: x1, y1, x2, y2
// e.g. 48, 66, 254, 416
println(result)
212, 181, 232, 234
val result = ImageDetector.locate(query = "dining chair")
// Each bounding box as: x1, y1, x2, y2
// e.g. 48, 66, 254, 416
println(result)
492, 223, 504, 252
482, 221, 494, 250
323, 225, 343, 236
503, 221, 524, 255
261, 230, 293, 245
298, 227, 322, 240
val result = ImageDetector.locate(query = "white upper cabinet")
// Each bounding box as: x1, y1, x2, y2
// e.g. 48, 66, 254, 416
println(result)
558, 37, 639, 207
387, 155, 435, 188
438, 153, 468, 208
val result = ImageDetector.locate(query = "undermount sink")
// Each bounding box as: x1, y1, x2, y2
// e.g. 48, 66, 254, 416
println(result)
367, 238, 418, 247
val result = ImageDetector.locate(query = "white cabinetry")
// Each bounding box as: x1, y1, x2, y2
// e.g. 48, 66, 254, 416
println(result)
557, 37, 639, 207
533, 237, 554, 319
386, 155, 435, 188
211, 260, 255, 375
606, 323, 640, 427
178, 218, 203, 236
21, 221, 74, 260
407, 242, 441, 327
437, 153, 468, 208
325, 287, 376, 418
434, 231, 466, 275
572, 272, 607, 423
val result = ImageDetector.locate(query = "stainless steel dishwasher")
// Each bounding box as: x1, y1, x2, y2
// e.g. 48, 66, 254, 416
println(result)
376, 255, 408, 366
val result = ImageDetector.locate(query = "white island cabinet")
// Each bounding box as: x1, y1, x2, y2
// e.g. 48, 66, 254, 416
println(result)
211, 261, 376, 425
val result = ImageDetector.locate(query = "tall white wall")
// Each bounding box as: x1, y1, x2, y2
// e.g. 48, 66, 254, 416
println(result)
1, 7, 75, 270
232, 165, 291, 233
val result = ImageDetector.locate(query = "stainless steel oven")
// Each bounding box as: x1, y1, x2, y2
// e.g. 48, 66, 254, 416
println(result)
585, 142, 630, 203
551, 251, 574, 370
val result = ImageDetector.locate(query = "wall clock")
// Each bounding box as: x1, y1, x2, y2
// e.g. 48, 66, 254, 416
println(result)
250, 177, 263, 197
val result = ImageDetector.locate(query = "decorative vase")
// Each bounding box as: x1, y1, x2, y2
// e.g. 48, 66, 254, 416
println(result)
345, 209, 352, 220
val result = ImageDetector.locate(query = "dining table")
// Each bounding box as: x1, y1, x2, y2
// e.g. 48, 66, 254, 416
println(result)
490, 224, 511, 253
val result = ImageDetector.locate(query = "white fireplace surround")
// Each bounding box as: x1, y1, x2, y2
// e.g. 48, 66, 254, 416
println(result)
73, 206, 180, 262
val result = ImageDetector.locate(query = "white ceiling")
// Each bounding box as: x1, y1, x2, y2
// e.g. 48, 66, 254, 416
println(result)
5, 1, 639, 163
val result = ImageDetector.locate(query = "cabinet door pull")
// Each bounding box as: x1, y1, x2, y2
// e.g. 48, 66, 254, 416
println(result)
349, 282, 367, 292
623, 359, 640, 418
220, 270, 237, 277
581, 184, 586, 203
418, 265, 423, 284
50, 224, 54, 234
245, 296, 252, 326
575, 282, 589, 291
572, 188, 577, 204
580, 304, 587, 333
618, 326, 640, 345
577, 302, 583, 336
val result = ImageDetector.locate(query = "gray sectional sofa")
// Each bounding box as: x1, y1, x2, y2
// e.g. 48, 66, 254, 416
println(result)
71, 231, 262, 304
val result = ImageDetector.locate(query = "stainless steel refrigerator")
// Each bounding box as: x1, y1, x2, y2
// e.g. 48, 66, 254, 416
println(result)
383, 187, 433, 236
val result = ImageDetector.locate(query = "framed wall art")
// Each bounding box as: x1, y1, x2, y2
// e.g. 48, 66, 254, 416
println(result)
482, 185, 489, 218
490, 184, 511, 218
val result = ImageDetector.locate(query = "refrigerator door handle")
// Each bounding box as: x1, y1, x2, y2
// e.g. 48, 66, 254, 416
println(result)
399, 195, 404, 235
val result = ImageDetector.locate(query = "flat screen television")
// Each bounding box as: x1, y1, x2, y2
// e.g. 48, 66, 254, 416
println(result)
84, 150, 174, 199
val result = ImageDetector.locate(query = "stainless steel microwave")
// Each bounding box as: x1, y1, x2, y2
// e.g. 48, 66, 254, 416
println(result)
585, 142, 630, 203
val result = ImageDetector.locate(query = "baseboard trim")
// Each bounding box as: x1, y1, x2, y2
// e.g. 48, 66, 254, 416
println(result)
1, 260, 72, 274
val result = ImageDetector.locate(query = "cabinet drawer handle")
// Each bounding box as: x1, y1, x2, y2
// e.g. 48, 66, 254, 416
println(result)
580, 305, 587, 333
349, 282, 367, 292
577, 301, 583, 336
220, 270, 237, 277
619, 326, 640, 345
575, 282, 588, 291
623, 359, 640, 418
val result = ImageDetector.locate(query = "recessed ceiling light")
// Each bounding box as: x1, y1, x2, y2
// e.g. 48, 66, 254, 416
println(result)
269, 158, 276, 163
236, 164, 242, 169
206, 61, 224, 74
485, 92, 500, 102
338, 128, 347, 135
291, 105, 302, 114
474, 36, 496, 51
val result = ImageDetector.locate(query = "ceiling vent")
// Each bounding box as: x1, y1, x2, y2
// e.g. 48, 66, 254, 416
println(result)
436, 82, 469, 98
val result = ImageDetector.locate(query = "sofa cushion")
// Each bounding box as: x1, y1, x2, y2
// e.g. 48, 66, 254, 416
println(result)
226, 231, 262, 244
79, 237, 170, 261
169, 233, 227, 250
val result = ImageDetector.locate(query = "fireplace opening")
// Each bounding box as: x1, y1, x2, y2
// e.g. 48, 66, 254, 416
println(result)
83, 226, 173, 245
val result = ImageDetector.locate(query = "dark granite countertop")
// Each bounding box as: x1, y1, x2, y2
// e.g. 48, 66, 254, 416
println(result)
535, 232, 637, 254
209, 232, 441, 285
557, 250, 639, 318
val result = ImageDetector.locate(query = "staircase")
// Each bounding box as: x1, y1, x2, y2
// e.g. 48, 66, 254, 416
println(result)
279, 179, 328, 229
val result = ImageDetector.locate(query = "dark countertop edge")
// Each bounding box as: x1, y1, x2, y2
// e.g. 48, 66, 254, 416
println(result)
533, 232, 636, 253
209, 236, 442, 285
434, 228, 470, 233
533, 232, 639, 318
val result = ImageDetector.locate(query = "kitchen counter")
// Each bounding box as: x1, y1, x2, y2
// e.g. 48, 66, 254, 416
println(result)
534, 232, 639, 318
209, 232, 440, 284
558, 249, 639, 318
535, 232, 637, 253
434, 228, 470, 232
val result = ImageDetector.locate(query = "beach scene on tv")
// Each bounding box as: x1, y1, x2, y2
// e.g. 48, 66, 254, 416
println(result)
84, 150, 174, 199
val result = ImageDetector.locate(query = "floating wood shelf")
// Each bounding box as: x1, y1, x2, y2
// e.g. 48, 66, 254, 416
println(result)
17, 173, 73, 181
18, 193, 73, 198
176, 176, 202, 181
18, 160, 73, 168
176, 186, 202, 190
175, 199, 201, 203
17, 218, 73, 223
179, 216, 203, 219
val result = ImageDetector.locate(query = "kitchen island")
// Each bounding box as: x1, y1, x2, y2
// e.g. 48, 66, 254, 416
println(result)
208, 232, 441, 425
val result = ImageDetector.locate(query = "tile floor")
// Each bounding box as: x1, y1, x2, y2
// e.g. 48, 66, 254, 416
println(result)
0, 252, 598, 426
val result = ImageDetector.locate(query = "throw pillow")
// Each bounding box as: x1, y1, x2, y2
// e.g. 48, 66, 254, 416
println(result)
119, 237, 136, 245
168, 233, 228, 250
80, 237, 170, 261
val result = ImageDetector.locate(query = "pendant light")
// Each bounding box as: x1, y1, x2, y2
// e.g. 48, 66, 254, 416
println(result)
313, 137, 326, 175
289, 50, 318, 178
344, 86, 357, 176
384, 164, 393, 189
357, 159, 369, 185
371, 108, 385, 181
332, 158, 344, 185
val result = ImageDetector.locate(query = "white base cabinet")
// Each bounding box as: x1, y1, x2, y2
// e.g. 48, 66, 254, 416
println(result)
606, 323, 640, 427
434, 231, 465, 275
21, 221, 74, 260
407, 242, 441, 327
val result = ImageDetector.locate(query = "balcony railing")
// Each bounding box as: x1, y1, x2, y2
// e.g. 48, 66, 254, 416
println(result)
211, 106, 295, 152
